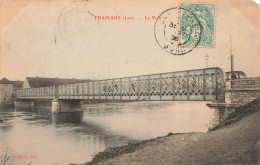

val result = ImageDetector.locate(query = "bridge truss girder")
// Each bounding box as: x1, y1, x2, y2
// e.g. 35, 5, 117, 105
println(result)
16, 67, 225, 101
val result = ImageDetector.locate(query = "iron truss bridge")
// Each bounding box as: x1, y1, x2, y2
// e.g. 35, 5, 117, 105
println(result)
16, 67, 225, 101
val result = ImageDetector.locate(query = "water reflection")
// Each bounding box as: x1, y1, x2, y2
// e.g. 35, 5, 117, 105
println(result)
51, 112, 83, 124
0, 101, 214, 165
84, 101, 213, 140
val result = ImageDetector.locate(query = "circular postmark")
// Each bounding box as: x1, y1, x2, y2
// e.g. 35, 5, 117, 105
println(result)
154, 7, 202, 55
54, 0, 100, 55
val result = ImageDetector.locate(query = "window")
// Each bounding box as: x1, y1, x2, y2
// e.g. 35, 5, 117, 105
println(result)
4, 92, 8, 97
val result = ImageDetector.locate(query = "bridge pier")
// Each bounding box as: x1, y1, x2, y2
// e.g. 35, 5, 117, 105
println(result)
14, 99, 35, 109
52, 99, 85, 113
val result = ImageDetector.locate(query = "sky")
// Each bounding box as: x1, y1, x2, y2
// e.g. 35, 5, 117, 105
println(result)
0, 0, 259, 81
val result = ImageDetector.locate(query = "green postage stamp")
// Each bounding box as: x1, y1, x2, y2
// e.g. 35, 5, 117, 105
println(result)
180, 3, 215, 48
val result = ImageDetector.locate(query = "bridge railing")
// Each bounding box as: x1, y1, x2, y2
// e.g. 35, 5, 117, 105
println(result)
15, 67, 225, 101
225, 71, 246, 80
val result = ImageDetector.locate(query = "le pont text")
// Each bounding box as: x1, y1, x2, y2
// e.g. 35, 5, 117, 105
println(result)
94, 16, 162, 20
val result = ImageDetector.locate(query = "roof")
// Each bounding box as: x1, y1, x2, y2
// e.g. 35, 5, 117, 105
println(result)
0, 77, 12, 84
12, 81, 24, 88
0, 78, 24, 89
25, 77, 92, 88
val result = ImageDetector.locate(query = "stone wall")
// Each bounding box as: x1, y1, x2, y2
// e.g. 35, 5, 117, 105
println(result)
226, 77, 260, 104
231, 77, 260, 88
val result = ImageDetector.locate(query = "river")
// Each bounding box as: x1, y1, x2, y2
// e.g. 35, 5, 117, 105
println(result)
0, 101, 214, 165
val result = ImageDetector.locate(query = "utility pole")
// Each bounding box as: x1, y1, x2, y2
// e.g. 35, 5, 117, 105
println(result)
107, 62, 110, 79
205, 54, 209, 67
230, 35, 234, 72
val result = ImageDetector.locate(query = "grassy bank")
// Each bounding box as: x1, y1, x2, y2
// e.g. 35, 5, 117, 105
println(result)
83, 133, 180, 165
82, 99, 259, 165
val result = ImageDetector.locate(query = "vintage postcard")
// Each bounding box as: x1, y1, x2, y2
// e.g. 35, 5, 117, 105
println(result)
0, 0, 259, 164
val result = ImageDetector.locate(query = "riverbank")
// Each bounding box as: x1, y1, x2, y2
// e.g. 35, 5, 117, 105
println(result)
84, 99, 260, 165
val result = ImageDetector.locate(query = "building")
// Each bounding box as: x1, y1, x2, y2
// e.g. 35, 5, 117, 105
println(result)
0, 78, 23, 106
23, 77, 92, 89
0, 76, 91, 106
